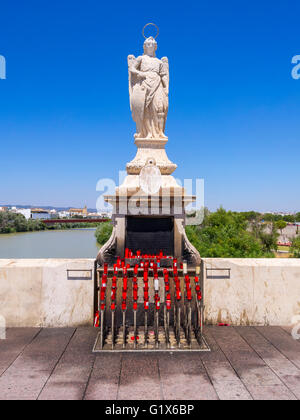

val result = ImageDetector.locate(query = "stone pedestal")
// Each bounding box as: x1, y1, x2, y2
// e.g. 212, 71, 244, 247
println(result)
97, 137, 200, 266
126, 138, 177, 175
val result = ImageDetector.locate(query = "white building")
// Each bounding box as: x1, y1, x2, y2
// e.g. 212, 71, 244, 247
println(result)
49, 209, 58, 219
58, 211, 70, 219
16, 208, 31, 220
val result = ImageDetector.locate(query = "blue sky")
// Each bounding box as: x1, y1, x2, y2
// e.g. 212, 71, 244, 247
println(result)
0, 0, 299, 212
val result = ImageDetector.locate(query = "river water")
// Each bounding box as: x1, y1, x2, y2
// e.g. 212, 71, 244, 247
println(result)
0, 229, 100, 259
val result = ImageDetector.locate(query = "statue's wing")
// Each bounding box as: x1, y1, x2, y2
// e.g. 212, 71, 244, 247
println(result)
128, 55, 136, 111
161, 56, 169, 93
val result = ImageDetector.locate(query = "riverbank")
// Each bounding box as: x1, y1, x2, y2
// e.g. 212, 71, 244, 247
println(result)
0, 210, 100, 234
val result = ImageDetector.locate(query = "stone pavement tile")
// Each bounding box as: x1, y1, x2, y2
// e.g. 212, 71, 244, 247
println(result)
212, 381, 252, 401
38, 327, 97, 400
201, 327, 253, 400
246, 384, 297, 401
255, 327, 300, 369
210, 327, 294, 399
0, 328, 41, 376
84, 353, 122, 400
236, 326, 300, 399
202, 362, 252, 400
235, 363, 283, 387
118, 354, 162, 400
0, 328, 75, 400
158, 353, 218, 400
199, 327, 228, 363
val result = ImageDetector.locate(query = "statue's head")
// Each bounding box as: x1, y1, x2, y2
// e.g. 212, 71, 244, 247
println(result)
143, 37, 157, 56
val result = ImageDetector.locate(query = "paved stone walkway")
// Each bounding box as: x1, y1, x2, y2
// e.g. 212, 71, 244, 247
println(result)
0, 326, 299, 400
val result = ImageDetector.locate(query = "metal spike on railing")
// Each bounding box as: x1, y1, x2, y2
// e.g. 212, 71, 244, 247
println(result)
166, 310, 170, 348
200, 304, 204, 343
111, 310, 115, 350
196, 300, 201, 342
144, 311, 148, 347
100, 309, 105, 349
154, 274, 160, 349
187, 303, 192, 348
122, 311, 126, 348
163, 305, 169, 347
155, 310, 159, 348
177, 305, 181, 348
133, 309, 137, 349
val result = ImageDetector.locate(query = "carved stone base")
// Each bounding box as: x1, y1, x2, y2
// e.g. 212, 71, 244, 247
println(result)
175, 218, 201, 266
97, 215, 201, 267
182, 229, 201, 266
126, 138, 177, 175
97, 136, 200, 267
96, 227, 117, 265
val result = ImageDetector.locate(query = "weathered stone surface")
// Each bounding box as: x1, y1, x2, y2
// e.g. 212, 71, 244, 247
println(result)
97, 32, 199, 264
128, 37, 169, 140
203, 258, 300, 326
0, 259, 94, 327
1, 327, 299, 400
1, 258, 300, 327
126, 138, 177, 175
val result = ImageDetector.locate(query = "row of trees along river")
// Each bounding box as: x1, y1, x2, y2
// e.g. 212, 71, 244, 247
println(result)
0, 211, 100, 234
95, 207, 300, 258
1, 208, 300, 258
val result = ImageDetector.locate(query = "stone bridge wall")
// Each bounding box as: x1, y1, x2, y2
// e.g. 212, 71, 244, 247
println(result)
0, 258, 299, 327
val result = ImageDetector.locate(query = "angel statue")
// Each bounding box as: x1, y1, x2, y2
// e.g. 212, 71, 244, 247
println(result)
128, 36, 169, 139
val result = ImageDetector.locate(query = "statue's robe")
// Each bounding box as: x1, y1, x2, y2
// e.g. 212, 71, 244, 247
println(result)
128, 54, 169, 139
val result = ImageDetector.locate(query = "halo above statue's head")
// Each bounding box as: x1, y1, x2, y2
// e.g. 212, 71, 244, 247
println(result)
142, 23, 159, 39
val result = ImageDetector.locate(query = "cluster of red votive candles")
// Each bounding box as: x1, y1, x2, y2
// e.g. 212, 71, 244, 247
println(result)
124, 248, 172, 260
116, 251, 184, 271
95, 257, 202, 327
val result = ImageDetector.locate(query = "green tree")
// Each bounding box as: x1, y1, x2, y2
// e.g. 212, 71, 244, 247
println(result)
262, 213, 276, 222
0, 210, 105, 235
95, 222, 113, 245
186, 207, 273, 258
240, 211, 262, 222
275, 220, 287, 236
258, 223, 279, 253
291, 236, 300, 258
283, 215, 295, 223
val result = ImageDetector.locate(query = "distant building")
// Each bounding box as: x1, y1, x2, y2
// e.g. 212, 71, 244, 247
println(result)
58, 211, 70, 219
87, 212, 102, 219
98, 211, 112, 219
49, 209, 57, 219
69, 206, 88, 217
16, 208, 31, 220
31, 208, 50, 220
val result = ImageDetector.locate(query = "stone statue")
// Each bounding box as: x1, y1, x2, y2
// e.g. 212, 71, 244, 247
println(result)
128, 36, 169, 140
